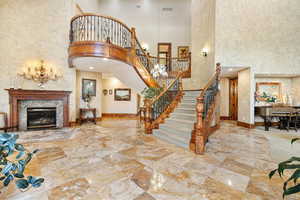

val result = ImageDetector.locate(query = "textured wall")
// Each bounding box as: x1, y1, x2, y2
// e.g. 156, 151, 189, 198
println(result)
215, 0, 300, 74
0, 0, 77, 121
75, 0, 101, 13
96, 0, 191, 57
76, 71, 103, 118
238, 68, 255, 124
183, 0, 216, 90
102, 78, 138, 114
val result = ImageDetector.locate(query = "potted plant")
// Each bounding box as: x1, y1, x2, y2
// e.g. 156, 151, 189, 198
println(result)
0, 133, 44, 192
269, 138, 300, 198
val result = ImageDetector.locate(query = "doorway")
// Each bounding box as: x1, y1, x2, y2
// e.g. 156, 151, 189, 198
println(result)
157, 43, 172, 71
229, 78, 238, 120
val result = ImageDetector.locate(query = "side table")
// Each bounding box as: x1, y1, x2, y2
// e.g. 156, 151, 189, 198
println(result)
79, 108, 97, 125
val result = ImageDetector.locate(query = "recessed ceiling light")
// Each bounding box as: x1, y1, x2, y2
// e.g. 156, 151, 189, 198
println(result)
103, 58, 108, 61
89, 67, 94, 70
228, 68, 233, 71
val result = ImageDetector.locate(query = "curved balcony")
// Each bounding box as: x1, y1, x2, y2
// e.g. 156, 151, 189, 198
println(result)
68, 14, 191, 91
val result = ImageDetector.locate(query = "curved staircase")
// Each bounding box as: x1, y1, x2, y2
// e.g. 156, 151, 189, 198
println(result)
68, 14, 191, 92
68, 13, 221, 155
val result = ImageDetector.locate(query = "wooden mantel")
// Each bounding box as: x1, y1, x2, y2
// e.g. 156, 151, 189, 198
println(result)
5, 89, 72, 129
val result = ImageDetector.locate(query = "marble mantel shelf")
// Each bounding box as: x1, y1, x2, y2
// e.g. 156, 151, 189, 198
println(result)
5, 89, 72, 129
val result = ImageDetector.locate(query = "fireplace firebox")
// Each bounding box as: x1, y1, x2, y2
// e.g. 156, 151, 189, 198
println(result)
27, 107, 56, 130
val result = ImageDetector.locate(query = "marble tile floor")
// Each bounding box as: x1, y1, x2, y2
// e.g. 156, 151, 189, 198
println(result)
1, 119, 300, 200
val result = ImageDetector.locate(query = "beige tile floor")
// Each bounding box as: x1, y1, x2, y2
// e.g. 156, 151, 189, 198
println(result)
1, 119, 300, 200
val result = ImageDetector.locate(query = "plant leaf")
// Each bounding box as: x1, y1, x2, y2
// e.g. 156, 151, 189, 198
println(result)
15, 179, 29, 189
32, 149, 39, 154
14, 173, 24, 178
16, 151, 25, 160
2, 163, 12, 174
291, 138, 300, 145
269, 169, 277, 179
3, 174, 13, 186
15, 144, 25, 151
283, 183, 300, 197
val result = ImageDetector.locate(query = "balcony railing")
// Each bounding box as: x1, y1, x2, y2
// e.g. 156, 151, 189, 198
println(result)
69, 14, 191, 82
70, 14, 132, 48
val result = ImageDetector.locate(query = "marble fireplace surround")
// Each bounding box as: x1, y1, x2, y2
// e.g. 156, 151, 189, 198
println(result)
6, 89, 72, 130
18, 100, 63, 131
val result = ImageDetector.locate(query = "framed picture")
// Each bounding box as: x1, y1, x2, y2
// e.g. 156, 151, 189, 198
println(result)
103, 89, 108, 95
177, 46, 189, 60
82, 79, 96, 98
114, 88, 131, 101
109, 89, 113, 95
256, 82, 282, 103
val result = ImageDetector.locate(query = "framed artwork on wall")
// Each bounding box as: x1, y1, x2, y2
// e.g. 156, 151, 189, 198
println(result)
103, 89, 108, 95
256, 82, 282, 103
114, 88, 131, 101
109, 89, 113, 95
177, 46, 189, 60
82, 79, 96, 98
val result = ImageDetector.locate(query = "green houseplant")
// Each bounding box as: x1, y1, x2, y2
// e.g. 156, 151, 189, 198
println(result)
141, 87, 163, 99
0, 133, 44, 192
269, 138, 300, 198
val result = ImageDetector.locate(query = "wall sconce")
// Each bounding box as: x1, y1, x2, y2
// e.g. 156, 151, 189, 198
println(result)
202, 48, 208, 57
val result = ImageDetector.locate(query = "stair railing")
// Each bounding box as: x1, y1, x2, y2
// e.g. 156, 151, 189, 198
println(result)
190, 63, 221, 154
143, 73, 184, 134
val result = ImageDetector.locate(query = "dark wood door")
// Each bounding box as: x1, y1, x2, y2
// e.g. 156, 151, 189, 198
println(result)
229, 78, 238, 120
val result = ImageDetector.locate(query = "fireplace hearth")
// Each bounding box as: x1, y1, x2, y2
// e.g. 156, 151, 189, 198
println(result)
27, 107, 57, 130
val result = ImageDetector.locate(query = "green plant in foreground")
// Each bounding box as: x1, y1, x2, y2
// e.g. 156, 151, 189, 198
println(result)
141, 87, 163, 99
269, 138, 300, 198
0, 133, 44, 191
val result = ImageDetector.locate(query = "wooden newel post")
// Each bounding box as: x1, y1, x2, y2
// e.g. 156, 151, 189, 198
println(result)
195, 97, 205, 154
144, 98, 153, 134
131, 27, 136, 56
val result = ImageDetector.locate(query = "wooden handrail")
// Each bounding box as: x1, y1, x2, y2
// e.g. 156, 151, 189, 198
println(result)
150, 72, 183, 105
199, 63, 221, 99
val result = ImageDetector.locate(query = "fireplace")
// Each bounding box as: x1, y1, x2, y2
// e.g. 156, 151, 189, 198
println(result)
27, 107, 57, 130
6, 89, 71, 131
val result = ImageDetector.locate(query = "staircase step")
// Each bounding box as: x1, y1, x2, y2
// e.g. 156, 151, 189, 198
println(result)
153, 130, 189, 149
159, 126, 191, 140
181, 99, 197, 104
178, 103, 195, 109
170, 113, 196, 121
165, 118, 194, 125
174, 108, 195, 115
160, 123, 192, 133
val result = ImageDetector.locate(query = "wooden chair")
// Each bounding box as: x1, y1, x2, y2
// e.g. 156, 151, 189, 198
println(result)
287, 111, 300, 132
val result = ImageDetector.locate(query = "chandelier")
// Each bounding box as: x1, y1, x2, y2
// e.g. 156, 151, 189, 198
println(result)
151, 64, 168, 78
18, 60, 62, 87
